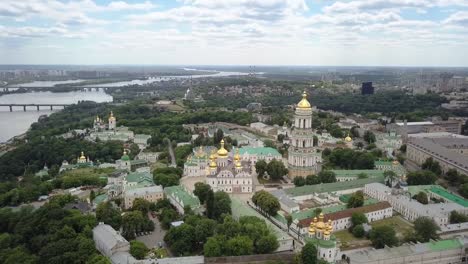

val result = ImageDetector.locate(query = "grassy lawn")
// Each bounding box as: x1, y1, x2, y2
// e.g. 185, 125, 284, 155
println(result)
371, 215, 413, 238
334, 230, 371, 250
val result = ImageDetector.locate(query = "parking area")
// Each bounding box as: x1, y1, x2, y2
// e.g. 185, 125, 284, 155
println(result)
136, 212, 169, 255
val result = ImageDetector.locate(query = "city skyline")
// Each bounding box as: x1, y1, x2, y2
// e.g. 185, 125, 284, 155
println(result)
1, 0, 468, 66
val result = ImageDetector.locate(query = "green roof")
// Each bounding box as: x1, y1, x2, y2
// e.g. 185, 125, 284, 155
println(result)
35, 169, 49, 177
126, 172, 154, 187
93, 194, 108, 205
291, 198, 379, 221
164, 185, 200, 208
427, 239, 462, 251
284, 176, 385, 197
121, 154, 130, 161
332, 170, 384, 178
130, 159, 147, 165
430, 186, 468, 207
305, 235, 337, 249
239, 147, 281, 157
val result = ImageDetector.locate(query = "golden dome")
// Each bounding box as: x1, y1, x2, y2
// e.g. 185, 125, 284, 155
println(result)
234, 148, 241, 161
345, 134, 352, 142
209, 151, 217, 169
308, 226, 315, 234
324, 230, 330, 236
79, 151, 86, 160
297, 91, 312, 109
217, 139, 228, 157
316, 213, 326, 230
109, 111, 116, 121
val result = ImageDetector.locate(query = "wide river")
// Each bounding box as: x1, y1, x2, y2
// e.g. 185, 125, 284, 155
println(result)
0, 90, 112, 142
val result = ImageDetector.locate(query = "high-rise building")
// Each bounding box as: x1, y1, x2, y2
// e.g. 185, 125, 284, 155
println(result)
288, 91, 322, 178
361, 82, 374, 95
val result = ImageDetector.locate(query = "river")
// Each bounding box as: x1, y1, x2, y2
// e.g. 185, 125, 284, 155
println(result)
0, 90, 113, 142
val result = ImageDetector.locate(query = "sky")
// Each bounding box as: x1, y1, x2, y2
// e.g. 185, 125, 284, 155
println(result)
0, 0, 468, 66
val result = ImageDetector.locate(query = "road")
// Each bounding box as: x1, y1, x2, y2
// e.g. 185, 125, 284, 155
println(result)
136, 213, 168, 253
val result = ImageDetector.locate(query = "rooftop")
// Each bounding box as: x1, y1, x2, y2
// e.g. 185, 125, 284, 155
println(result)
164, 185, 200, 208
239, 147, 281, 156
408, 138, 468, 171
284, 176, 384, 197
125, 185, 163, 197
332, 169, 384, 178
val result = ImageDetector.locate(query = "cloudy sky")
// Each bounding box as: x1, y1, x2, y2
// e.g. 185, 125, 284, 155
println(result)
1, 0, 467, 66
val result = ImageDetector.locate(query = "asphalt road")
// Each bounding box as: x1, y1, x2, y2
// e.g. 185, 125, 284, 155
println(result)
136, 213, 168, 253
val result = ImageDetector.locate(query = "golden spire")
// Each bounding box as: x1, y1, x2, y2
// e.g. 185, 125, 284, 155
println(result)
209, 150, 217, 169
109, 111, 116, 121
345, 133, 352, 142
217, 139, 228, 157
79, 151, 86, 160
316, 212, 326, 230
297, 91, 312, 109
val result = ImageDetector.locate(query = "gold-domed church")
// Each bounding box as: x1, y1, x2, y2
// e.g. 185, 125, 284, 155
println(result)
205, 139, 253, 193
307, 213, 338, 263
288, 91, 322, 178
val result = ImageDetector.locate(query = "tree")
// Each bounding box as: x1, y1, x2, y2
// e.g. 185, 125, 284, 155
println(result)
153, 173, 179, 188
446, 169, 461, 184
164, 223, 196, 256
357, 173, 368, 179
363, 131, 376, 144
130, 240, 148, 260
204, 236, 223, 257
252, 190, 280, 216
226, 236, 253, 256
351, 212, 368, 227
422, 157, 442, 176
255, 234, 278, 254
293, 176, 306, 187
318, 170, 336, 183
347, 191, 364, 208
449, 211, 468, 224
206, 190, 215, 219
384, 170, 397, 186
131, 198, 152, 215
301, 242, 317, 264
460, 183, 468, 198
369, 226, 398, 249
122, 211, 154, 240
286, 214, 293, 231
352, 224, 365, 238
89, 190, 96, 203
214, 129, 224, 145
413, 217, 440, 242
413, 192, 428, 204
264, 140, 276, 149
193, 182, 212, 204
266, 159, 288, 180
407, 171, 437, 185
255, 160, 268, 177
306, 175, 320, 185
209, 191, 231, 221
96, 202, 122, 230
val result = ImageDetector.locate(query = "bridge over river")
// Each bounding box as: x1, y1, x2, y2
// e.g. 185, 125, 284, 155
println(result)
0, 104, 71, 112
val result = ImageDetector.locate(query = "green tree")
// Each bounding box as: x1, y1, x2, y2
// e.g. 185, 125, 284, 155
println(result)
206, 190, 215, 219
86, 254, 111, 264
211, 191, 231, 221
266, 159, 288, 180
414, 217, 440, 242
449, 211, 468, 224
413, 192, 428, 204
384, 170, 397, 186
122, 211, 154, 240
351, 212, 368, 227
306, 175, 320, 185
459, 183, 468, 198
317, 170, 336, 183
89, 190, 96, 203
293, 176, 306, 187
193, 182, 212, 204
347, 191, 364, 208
204, 236, 223, 257
369, 226, 398, 249
226, 236, 253, 256
130, 240, 148, 260
255, 234, 279, 254
255, 160, 268, 177
301, 242, 317, 264
96, 202, 122, 230
407, 171, 437, 185
363, 131, 376, 144
422, 157, 442, 176
164, 224, 196, 256
131, 198, 152, 215
286, 214, 293, 231
252, 190, 280, 216
352, 224, 365, 238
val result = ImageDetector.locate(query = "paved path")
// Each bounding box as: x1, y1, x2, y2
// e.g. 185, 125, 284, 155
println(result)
136, 213, 168, 252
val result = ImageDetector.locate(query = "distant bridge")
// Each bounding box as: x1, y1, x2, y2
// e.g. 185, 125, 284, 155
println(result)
0, 104, 72, 112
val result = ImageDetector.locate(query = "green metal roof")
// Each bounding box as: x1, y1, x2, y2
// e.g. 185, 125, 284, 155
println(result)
430, 186, 468, 207
239, 147, 281, 156
126, 172, 154, 185
164, 186, 200, 208
305, 235, 337, 249
291, 198, 379, 221
93, 194, 108, 205
284, 176, 385, 197
427, 239, 462, 251
332, 170, 384, 178
121, 154, 130, 161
